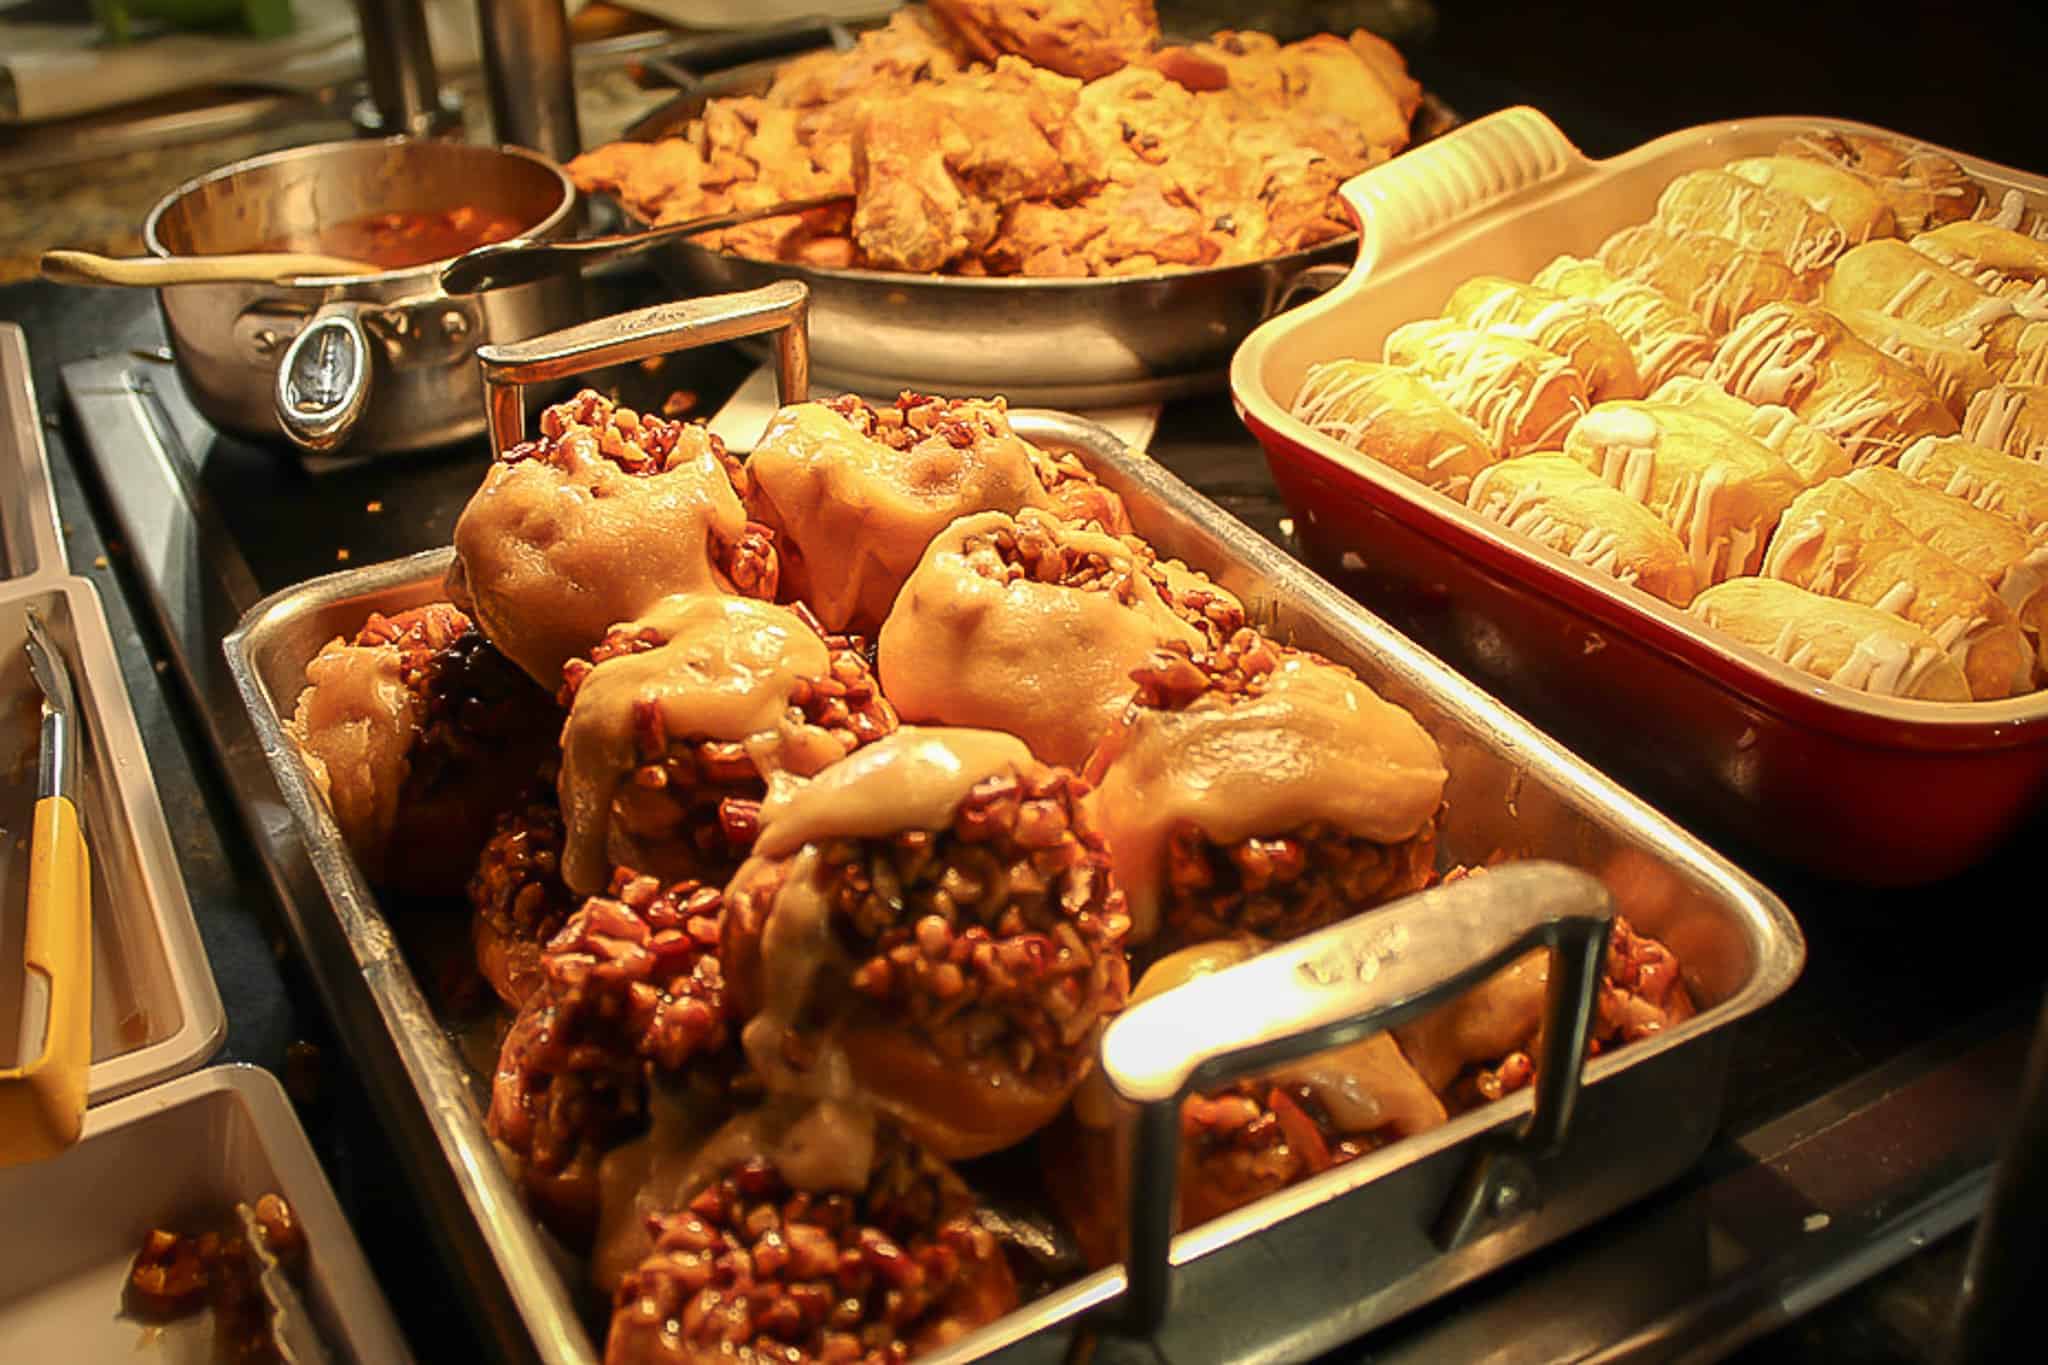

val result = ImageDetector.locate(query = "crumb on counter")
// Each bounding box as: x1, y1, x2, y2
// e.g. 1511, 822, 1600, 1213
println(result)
662, 389, 698, 418
336, 548, 351, 562
365, 499, 385, 514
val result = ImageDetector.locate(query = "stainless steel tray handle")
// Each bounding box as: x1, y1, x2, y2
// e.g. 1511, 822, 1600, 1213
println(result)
475, 279, 810, 451
1098, 861, 1615, 1335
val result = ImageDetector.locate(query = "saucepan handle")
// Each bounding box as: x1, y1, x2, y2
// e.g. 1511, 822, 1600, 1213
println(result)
1097, 860, 1615, 1335
474, 280, 810, 452
274, 302, 375, 453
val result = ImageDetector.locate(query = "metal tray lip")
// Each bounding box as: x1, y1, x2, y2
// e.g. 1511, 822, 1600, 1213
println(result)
73, 1062, 414, 1364
1231, 107, 2048, 739
223, 416, 1802, 1364
2, 573, 227, 1101
1, 323, 67, 583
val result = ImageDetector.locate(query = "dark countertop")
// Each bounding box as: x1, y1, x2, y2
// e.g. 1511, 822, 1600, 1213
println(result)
6, 1, 2048, 1359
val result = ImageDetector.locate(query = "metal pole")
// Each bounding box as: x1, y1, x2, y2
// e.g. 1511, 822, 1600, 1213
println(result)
473, 0, 583, 161
1945, 984, 2048, 1364
350, 0, 460, 138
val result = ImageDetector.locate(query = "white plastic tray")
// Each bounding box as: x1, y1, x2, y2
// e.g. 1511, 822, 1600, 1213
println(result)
0, 1063, 410, 1362
1, 577, 224, 1100
2, 323, 65, 582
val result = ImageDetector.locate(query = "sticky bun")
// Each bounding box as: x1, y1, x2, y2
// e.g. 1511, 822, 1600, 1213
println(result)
447, 389, 780, 688
555, 593, 898, 896
720, 727, 1132, 1160
877, 508, 1240, 766
489, 872, 737, 1246
605, 1116, 1017, 1365
743, 393, 1127, 634
1049, 935, 1447, 1267
1086, 630, 1447, 951
286, 602, 557, 898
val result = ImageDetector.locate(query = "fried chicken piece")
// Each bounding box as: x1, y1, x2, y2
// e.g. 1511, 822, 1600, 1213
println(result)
852, 57, 1096, 271
930, 0, 1160, 80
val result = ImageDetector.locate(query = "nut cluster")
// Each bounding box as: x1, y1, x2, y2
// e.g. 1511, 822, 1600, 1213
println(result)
1128, 628, 1292, 711
470, 792, 572, 942
1161, 816, 1439, 949
767, 767, 1131, 1089
962, 518, 1143, 603
608, 1143, 1005, 1365
509, 388, 747, 488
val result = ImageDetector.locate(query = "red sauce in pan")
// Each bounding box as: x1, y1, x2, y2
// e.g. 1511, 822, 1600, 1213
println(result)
255, 206, 529, 270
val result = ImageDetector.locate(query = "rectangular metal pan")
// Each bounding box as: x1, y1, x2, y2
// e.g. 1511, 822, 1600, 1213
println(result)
1, 577, 224, 1102
0, 1063, 410, 1362
1232, 108, 2048, 886
2, 323, 66, 581
225, 290, 1799, 1363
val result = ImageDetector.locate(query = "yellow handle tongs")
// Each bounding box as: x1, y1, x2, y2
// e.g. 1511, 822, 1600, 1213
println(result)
0, 609, 93, 1167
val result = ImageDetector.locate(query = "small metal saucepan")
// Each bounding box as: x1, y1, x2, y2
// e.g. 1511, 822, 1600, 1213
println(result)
144, 138, 580, 456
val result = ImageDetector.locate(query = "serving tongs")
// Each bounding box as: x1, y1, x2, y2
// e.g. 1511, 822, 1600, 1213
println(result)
0, 609, 92, 1168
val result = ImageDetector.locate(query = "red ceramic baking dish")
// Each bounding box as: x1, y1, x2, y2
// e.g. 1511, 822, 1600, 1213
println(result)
1230, 106, 2048, 885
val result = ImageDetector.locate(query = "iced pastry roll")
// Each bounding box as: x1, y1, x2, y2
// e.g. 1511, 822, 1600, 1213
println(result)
1821, 240, 2044, 381
1911, 220, 2048, 300
1466, 453, 1699, 605
447, 390, 778, 689
1561, 401, 1806, 585
1649, 376, 1854, 486
1845, 465, 2048, 667
743, 393, 1075, 634
1381, 320, 1591, 456
1654, 169, 1848, 275
1707, 302, 1958, 466
1722, 155, 1897, 244
1595, 223, 1814, 336
555, 594, 898, 895
1962, 384, 2048, 464
1438, 275, 1644, 402
1778, 130, 1983, 235
1086, 631, 1445, 951
720, 728, 1132, 1159
1833, 306, 1995, 421
1288, 359, 1500, 497
1761, 479, 2034, 699
1895, 436, 2048, 539
1690, 578, 1969, 701
1532, 256, 1716, 389
877, 508, 1234, 767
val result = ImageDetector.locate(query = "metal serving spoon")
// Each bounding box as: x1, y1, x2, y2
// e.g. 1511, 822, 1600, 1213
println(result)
438, 193, 852, 294
40, 249, 379, 287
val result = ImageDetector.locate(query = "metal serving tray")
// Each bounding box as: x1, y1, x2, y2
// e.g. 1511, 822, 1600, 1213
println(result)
1, 577, 224, 1103
223, 285, 1799, 1364
0, 1064, 410, 1362
1232, 107, 2048, 886
2, 323, 66, 582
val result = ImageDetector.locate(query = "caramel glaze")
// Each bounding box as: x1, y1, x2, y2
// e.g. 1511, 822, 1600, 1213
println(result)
448, 401, 757, 689
556, 594, 852, 894
743, 397, 1060, 634
1087, 646, 1447, 944
878, 508, 1207, 768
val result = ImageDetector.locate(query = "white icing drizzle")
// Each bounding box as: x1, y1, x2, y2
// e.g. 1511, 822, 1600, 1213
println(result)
1413, 335, 1586, 454
1289, 362, 1483, 497
1471, 477, 1639, 584
1963, 385, 2048, 462
1573, 406, 1752, 583
1708, 307, 1925, 464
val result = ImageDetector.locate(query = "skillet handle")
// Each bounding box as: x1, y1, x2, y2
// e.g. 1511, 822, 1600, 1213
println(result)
475, 280, 810, 452
1098, 860, 1614, 1335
